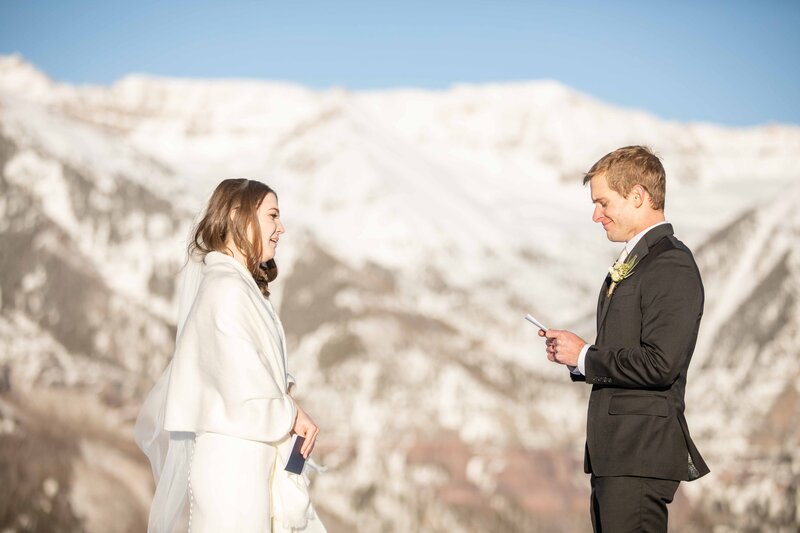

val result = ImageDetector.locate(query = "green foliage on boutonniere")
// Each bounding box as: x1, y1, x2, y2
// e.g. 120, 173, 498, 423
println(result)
607, 254, 640, 298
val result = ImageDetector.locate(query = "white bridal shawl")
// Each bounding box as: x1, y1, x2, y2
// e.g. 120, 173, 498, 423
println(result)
135, 251, 322, 532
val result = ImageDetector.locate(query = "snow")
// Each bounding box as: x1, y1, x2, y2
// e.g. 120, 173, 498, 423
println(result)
2, 54, 800, 530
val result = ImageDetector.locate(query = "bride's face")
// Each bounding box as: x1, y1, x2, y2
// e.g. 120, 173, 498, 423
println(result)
254, 192, 284, 262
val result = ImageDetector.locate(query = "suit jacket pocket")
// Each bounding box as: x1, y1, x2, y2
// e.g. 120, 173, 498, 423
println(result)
608, 394, 668, 417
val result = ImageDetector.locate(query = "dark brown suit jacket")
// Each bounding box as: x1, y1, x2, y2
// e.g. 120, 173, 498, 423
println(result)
572, 223, 709, 481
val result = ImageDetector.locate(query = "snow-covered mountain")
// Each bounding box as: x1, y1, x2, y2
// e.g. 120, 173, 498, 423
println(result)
1, 53, 799, 532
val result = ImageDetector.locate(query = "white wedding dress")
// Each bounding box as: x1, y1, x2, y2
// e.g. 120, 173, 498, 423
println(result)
189, 432, 277, 531
135, 250, 326, 533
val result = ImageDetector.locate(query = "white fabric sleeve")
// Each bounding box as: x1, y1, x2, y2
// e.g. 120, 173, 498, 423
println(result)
569, 344, 592, 376
202, 329, 297, 443
164, 277, 297, 444
572, 344, 591, 376
209, 282, 297, 442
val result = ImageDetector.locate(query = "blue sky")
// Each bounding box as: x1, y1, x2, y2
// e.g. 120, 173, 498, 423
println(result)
1, 0, 798, 126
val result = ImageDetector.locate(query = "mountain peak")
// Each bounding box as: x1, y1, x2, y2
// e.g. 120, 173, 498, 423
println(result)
0, 54, 56, 100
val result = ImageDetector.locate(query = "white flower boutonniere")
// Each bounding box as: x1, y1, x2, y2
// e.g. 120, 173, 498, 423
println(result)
607, 254, 639, 298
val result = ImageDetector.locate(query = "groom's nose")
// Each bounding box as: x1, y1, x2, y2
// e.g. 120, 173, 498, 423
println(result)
592, 205, 604, 223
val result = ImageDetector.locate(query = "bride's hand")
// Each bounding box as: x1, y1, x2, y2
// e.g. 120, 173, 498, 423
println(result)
292, 401, 319, 458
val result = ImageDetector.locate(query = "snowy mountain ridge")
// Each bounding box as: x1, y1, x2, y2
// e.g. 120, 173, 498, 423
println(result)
1, 55, 800, 531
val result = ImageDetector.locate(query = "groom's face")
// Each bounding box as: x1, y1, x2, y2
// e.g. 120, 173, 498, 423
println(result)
590, 172, 637, 242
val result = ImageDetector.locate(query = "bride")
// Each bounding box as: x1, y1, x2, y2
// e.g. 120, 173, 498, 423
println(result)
135, 179, 326, 532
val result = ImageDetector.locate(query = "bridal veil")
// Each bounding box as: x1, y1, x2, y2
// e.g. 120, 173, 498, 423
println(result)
134, 250, 204, 533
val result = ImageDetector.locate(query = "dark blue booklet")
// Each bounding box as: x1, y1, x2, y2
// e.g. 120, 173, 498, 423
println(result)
284, 435, 306, 475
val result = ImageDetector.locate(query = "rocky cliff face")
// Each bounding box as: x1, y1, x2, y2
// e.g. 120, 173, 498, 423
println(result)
1, 54, 799, 532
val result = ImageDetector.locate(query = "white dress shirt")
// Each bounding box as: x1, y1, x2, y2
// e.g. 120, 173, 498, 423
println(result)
573, 221, 669, 375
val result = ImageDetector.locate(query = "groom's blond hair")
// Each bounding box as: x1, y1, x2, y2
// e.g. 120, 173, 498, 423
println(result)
583, 146, 666, 210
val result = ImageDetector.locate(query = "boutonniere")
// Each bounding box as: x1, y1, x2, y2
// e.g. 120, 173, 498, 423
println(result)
607, 254, 639, 298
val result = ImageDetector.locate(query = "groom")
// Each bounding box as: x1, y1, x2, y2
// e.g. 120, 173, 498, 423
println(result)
541, 146, 709, 532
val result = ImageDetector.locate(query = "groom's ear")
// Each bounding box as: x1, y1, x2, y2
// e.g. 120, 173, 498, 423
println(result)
630, 184, 648, 208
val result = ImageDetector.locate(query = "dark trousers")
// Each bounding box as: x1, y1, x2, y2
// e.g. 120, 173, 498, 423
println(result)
590, 475, 680, 533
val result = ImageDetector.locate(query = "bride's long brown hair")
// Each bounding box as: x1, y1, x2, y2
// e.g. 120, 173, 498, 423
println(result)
189, 178, 279, 296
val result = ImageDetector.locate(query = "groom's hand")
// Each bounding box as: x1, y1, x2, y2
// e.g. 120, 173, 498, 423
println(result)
539, 329, 586, 367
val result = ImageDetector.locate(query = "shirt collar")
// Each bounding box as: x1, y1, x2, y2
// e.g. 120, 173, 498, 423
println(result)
625, 220, 669, 256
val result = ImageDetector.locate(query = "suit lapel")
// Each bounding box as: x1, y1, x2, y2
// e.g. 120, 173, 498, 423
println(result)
595, 223, 674, 337
597, 277, 613, 332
